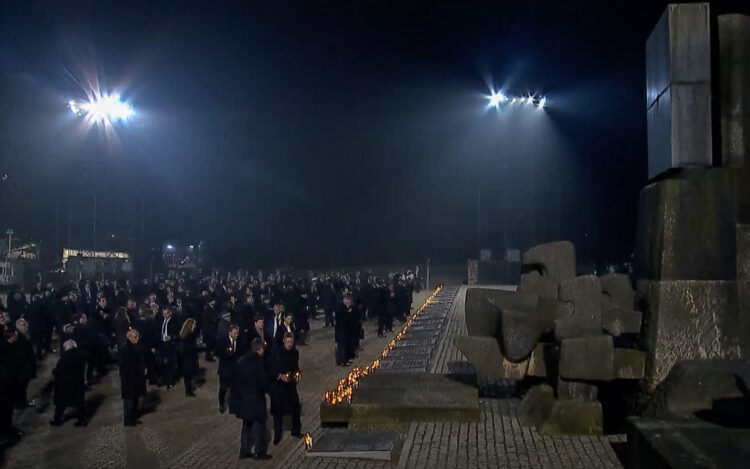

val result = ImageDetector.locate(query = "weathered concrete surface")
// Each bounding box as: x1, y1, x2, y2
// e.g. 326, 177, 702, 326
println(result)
559, 336, 614, 381
719, 14, 750, 169
453, 336, 528, 379
635, 168, 739, 281
627, 417, 750, 469
613, 349, 646, 380
518, 270, 559, 299
558, 275, 603, 328
636, 280, 744, 392
554, 318, 603, 341
645, 359, 750, 418
599, 273, 636, 310
518, 384, 555, 429
602, 308, 642, 337
499, 309, 551, 362
464, 287, 537, 337
541, 400, 603, 436
521, 241, 576, 282
646, 2, 712, 179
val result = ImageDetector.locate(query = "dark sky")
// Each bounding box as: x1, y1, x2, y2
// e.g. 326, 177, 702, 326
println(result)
0, 0, 730, 269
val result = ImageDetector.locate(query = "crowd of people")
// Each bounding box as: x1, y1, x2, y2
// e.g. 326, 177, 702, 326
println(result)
0, 267, 419, 459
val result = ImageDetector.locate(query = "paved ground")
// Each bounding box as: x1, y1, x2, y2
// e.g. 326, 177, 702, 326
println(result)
1, 286, 627, 468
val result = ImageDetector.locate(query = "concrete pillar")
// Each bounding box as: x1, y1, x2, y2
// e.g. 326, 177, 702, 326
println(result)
719, 14, 750, 169
646, 3, 712, 180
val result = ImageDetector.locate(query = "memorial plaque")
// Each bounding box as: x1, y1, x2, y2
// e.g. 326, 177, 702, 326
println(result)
399, 338, 438, 347
379, 358, 428, 370
307, 431, 397, 460
388, 345, 432, 357
402, 330, 440, 340
408, 324, 440, 332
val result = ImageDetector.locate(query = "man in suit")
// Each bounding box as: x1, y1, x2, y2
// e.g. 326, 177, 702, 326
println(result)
215, 324, 242, 413
118, 329, 147, 426
270, 332, 301, 444
264, 304, 284, 348
156, 306, 180, 388
229, 338, 272, 460
201, 298, 219, 362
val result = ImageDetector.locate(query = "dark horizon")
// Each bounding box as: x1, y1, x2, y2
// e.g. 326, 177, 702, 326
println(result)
3, 0, 737, 271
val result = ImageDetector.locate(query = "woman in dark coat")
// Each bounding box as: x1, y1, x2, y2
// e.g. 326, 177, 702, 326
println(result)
118, 329, 147, 426
270, 332, 301, 444
50, 339, 87, 427
180, 318, 199, 397
229, 339, 271, 460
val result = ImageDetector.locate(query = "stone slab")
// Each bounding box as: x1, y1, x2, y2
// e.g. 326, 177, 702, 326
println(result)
557, 377, 598, 401
599, 273, 636, 310
401, 330, 440, 340
527, 342, 559, 378
602, 308, 642, 337
379, 358, 428, 370
387, 346, 433, 357
627, 417, 750, 469
613, 349, 646, 380
465, 287, 538, 337
307, 431, 397, 460
518, 384, 555, 429
398, 338, 437, 347
541, 400, 603, 436
320, 372, 480, 426
500, 309, 549, 361
559, 335, 614, 381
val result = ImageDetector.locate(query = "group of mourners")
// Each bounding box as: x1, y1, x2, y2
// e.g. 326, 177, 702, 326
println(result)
0, 267, 419, 459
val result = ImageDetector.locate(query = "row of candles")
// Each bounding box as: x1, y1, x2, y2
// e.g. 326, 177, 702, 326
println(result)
322, 285, 443, 405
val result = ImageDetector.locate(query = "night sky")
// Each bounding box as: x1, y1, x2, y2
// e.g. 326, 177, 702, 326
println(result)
0, 0, 731, 269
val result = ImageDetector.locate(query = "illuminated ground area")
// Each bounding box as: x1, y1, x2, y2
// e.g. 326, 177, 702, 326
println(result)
2, 288, 624, 468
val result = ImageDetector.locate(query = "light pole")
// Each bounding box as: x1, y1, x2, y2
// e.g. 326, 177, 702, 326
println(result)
68, 93, 135, 252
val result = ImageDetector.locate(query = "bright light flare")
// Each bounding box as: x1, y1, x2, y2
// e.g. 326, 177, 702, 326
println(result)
538, 97, 547, 109
487, 90, 507, 108
69, 93, 134, 123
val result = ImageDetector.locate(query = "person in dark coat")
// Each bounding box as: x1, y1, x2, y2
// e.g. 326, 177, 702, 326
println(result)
0, 328, 22, 440
270, 332, 301, 444
229, 338, 272, 461
334, 295, 355, 366
118, 329, 147, 426
273, 313, 295, 350
50, 339, 87, 427
156, 306, 180, 388
294, 291, 311, 345
319, 280, 336, 327
179, 318, 199, 397
113, 307, 131, 350
246, 314, 271, 357
201, 298, 219, 362
12, 318, 37, 409
215, 325, 242, 413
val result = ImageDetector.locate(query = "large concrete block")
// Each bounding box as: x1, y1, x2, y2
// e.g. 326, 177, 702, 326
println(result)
635, 168, 739, 281
719, 14, 750, 169
540, 400, 603, 436
518, 384, 555, 429
500, 309, 552, 362
464, 288, 538, 337
602, 307, 642, 337
559, 335, 614, 381
599, 273, 636, 310
645, 359, 750, 418
521, 241, 576, 282
613, 349, 646, 380
636, 279, 745, 392
453, 335, 528, 380
646, 3, 713, 179
518, 270, 558, 299
558, 275, 602, 325
553, 318, 603, 341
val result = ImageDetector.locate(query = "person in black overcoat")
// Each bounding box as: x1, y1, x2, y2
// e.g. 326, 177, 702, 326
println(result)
334, 295, 355, 366
179, 318, 199, 397
270, 332, 301, 444
118, 329, 147, 426
294, 291, 311, 345
273, 313, 295, 351
12, 319, 36, 409
0, 328, 22, 440
201, 298, 219, 362
229, 338, 272, 461
245, 315, 271, 357
215, 325, 242, 413
156, 306, 180, 388
50, 339, 87, 427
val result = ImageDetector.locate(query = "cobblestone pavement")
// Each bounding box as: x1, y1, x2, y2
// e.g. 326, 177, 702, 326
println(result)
2, 286, 627, 468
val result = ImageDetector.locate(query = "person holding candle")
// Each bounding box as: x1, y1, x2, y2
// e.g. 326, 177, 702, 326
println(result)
270, 332, 302, 444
